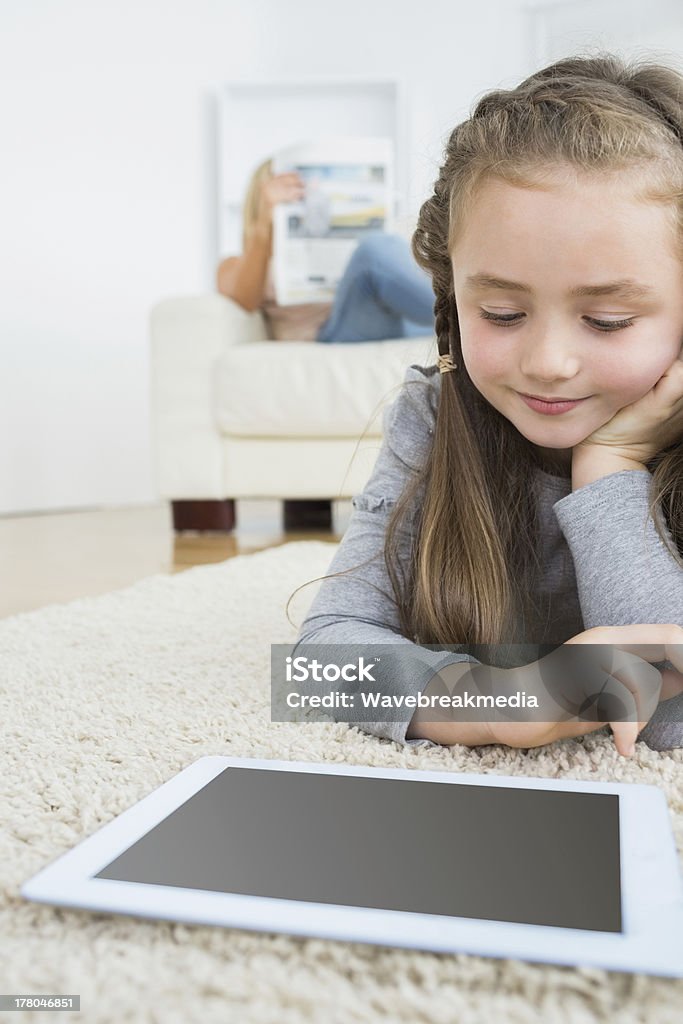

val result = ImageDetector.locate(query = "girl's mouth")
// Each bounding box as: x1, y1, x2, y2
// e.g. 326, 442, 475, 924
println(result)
518, 393, 589, 415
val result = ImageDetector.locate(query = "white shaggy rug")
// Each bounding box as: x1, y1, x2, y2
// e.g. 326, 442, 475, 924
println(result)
2, 540, 682, 1024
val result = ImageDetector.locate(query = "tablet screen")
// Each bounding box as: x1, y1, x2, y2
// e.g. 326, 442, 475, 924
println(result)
95, 767, 622, 932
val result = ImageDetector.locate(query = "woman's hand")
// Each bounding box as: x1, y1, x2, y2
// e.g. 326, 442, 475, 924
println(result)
256, 172, 306, 227
489, 624, 683, 757
575, 350, 683, 464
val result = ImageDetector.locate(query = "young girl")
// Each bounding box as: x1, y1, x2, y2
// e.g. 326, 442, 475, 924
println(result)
292, 51, 683, 758
216, 157, 436, 343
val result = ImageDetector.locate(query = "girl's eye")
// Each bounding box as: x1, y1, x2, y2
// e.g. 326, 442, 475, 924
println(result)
587, 316, 637, 332
477, 310, 637, 332
478, 311, 523, 328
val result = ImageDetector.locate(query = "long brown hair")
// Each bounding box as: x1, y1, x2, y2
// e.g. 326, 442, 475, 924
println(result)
241, 157, 273, 252
287, 51, 683, 646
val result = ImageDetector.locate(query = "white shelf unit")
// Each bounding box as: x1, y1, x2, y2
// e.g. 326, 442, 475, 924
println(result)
215, 76, 409, 261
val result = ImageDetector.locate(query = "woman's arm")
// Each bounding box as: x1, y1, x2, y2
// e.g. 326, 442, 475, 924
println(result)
216, 171, 305, 312
216, 218, 272, 313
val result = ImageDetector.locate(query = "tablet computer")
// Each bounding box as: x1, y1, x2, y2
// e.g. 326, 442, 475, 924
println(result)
21, 756, 683, 977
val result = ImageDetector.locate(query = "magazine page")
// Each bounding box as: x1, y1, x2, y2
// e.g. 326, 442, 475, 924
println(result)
271, 137, 395, 306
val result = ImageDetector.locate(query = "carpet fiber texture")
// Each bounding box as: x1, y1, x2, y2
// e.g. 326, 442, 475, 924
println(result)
2, 540, 682, 1024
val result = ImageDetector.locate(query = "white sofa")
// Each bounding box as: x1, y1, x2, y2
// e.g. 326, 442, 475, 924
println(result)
149, 293, 436, 531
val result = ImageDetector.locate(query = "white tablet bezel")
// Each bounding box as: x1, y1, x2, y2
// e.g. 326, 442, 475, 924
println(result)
21, 756, 683, 977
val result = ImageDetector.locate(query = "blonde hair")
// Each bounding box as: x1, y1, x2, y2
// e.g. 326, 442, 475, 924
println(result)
242, 156, 273, 252
288, 51, 683, 647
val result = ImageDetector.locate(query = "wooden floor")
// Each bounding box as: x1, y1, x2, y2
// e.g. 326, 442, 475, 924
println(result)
0, 500, 352, 619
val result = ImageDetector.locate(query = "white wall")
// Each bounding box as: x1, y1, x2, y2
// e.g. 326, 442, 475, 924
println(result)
0, 0, 580, 513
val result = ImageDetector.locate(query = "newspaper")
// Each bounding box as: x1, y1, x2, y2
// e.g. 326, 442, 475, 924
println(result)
271, 136, 395, 306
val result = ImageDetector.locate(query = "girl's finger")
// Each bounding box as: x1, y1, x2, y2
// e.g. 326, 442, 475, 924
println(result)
580, 667, 653, 757
610, 719, 641, 757
608, 649, 662, 726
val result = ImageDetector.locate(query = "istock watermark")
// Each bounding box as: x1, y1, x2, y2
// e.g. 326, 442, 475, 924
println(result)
285, 655, 378, 683
271, 642, 681, 727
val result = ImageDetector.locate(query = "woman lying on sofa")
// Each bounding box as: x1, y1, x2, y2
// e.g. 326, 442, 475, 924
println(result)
216, 158, 436, 344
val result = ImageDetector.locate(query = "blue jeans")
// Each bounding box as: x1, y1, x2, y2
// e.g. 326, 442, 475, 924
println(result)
316, 233, 436, 344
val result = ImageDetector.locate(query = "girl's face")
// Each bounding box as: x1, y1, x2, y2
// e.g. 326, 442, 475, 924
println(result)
452, 171, 683, 472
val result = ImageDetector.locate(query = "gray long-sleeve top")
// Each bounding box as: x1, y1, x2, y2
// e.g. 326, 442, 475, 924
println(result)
295, 364, 683, 751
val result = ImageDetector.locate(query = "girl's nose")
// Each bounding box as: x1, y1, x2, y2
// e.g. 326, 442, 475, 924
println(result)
520, 331, 579, 382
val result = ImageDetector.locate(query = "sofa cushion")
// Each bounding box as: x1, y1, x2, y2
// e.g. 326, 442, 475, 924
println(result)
213, 337, 437, 438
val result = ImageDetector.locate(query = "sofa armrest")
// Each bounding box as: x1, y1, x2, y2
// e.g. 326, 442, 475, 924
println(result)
151, 293, 270, 349
149, 294, 269, 498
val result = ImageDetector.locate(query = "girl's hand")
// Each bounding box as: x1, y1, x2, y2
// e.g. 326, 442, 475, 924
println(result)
257, 172, 306, 225
561, 625, 683, 754
575, 350, 683, 464
491, 624, 683, 757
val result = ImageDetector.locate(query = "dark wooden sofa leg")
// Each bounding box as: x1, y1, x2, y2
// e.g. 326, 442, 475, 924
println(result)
172, 499, 236, 532
283, 499, 333, 532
